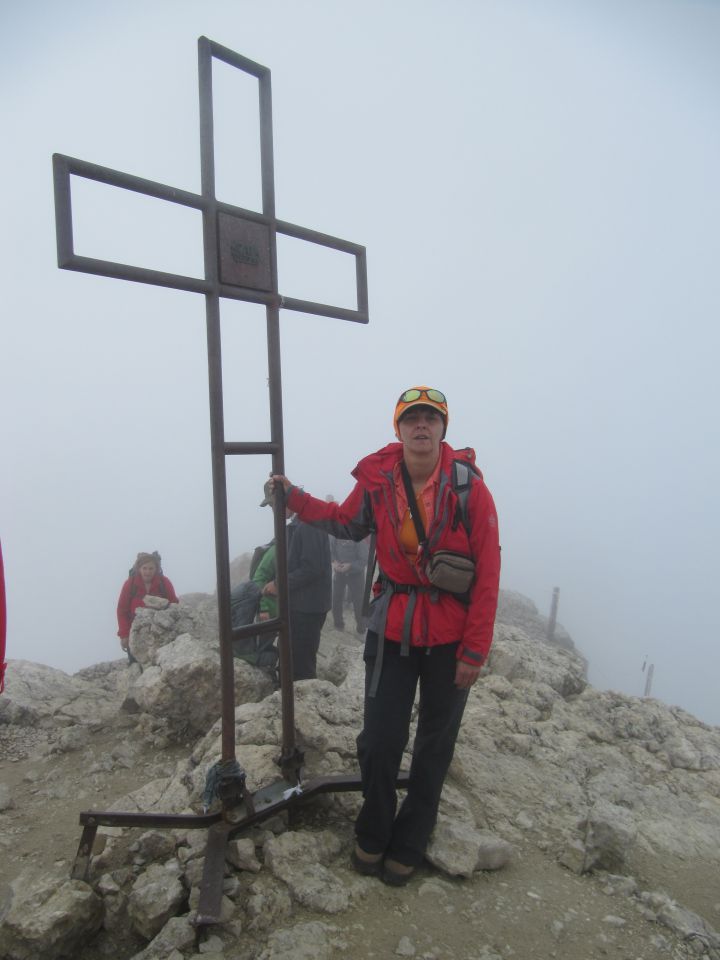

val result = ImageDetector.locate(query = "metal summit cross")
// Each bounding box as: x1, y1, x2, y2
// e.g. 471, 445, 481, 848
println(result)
52, 38, 398, 927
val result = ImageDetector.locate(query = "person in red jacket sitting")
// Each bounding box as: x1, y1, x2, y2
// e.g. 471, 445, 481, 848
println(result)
117, 551, 179, 661
271, 386, 501, 887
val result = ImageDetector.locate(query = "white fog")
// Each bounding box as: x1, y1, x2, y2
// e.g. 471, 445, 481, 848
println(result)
1, 0, 719, 726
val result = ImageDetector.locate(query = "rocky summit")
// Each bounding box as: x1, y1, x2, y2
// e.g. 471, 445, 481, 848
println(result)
1, 586, 719, 960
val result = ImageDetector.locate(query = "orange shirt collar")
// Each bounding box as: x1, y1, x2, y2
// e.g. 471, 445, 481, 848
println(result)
394, 454, 442, 559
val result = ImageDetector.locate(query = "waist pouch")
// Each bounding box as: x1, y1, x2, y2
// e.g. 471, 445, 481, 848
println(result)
426, 551, 475, 594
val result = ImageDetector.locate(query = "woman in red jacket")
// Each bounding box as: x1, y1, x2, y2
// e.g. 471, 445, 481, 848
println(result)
272, 386, 500, 885
117, 551, 179, 660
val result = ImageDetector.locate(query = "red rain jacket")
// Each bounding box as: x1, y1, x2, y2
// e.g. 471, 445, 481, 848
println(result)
116, 573, 179, 640
287, 442, 500, 665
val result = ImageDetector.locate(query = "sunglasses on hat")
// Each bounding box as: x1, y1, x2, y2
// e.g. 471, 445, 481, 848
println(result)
397, 388, 447, 404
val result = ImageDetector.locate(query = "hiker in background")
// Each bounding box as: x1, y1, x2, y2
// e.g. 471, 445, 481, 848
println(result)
245, 481, 281, 626
270, 386, 500, 886
229, 539, 280, 677
331, 535, 368, 634
327, 491, 364, 628
117, 551, 179, 662
261, 497, 331, 681
252, 542, 277, 621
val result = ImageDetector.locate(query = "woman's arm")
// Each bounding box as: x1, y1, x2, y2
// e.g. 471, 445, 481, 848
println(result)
271, 476, 373, 541
116, 579, 133, 640
457, 480, 501, 668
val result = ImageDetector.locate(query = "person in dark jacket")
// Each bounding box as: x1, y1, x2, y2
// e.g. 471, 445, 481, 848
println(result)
271, 386, 500, 886
261, 509, 332, 680
331, 536, 368, 633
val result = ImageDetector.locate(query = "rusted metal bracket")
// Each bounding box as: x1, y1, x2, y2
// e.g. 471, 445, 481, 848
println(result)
196, 821, 234, 926
71, 810, 223, 882
72, 771, 410, 925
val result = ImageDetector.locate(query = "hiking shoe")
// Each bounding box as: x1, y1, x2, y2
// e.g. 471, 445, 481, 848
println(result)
351, 845, 383, 877
382, 858, 415, 886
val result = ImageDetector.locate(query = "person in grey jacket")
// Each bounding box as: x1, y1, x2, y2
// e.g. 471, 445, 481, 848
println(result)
262, 511, 332, 680
331, 536, 369, 633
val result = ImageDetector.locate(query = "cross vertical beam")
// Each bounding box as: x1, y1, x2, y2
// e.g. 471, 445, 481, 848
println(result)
197, 40, 234, 767
196, 39, 299, 773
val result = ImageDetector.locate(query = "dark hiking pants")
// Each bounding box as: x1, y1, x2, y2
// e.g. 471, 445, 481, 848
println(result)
355, 634, 469, 866
289, 610, 327, 680
332, 570, 365, 630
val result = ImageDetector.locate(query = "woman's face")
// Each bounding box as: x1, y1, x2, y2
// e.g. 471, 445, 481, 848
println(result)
397, 406, 444, 458
139, 562, 157, 581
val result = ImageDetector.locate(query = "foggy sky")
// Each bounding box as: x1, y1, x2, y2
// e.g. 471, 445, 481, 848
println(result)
1, 0, 719, 726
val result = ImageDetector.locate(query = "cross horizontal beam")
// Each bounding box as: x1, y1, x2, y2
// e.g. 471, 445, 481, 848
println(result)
52, 153, 369, 323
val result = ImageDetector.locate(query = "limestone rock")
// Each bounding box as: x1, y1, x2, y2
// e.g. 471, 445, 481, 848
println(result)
53, 725, 91, 753
129, 915, 196, 960
244, 875, 293, 932
396, 935, 416, 956
640, 890, 720, 949
127, 863, 186, 940
142, 595, 170, 611
0, 871, 102, 960
579, 800, 638, 873
264, 831, 348, 913
226, 837, 262, 873
133, 830, 177, 865
488, 623, 587, 697
129, 632, 273, 737
0, 659, 123, 726
558, 838, 588, 875
5, 581, 720, 960
426, 816, 513, 877
496, 589, 580, 656
258, 920, 337, 960
128, 601, 217, 667
0, 782, 15, 812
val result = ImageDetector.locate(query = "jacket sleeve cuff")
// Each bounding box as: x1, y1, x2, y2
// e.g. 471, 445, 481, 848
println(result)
458, 646, 484, 666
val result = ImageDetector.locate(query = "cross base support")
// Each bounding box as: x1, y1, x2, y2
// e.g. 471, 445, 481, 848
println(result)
71, 771, 410, 926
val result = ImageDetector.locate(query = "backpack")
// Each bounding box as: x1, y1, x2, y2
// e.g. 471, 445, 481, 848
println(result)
249, 540, 274, 581
450, 459, 478, 537
234, 633, 279, 677
230, 571, 279, 678
128, 551, 163, 576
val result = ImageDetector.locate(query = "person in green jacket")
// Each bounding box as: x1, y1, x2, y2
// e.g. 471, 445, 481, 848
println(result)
252, 543, 277, 621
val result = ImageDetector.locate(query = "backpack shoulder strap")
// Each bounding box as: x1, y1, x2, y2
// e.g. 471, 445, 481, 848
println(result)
400, 460, 428, 545
451, 460, 476, 537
